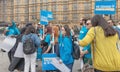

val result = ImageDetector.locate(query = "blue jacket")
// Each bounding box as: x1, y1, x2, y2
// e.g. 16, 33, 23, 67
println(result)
22, 33, 40, 48
79, 26, 91, 58
59, 36, 74, 64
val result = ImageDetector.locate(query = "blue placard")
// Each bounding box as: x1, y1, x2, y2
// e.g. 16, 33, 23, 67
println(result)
40, 10, 48, 25
42, 53, 57, 71
94, 0, 116, 14
40, 10, 54, 25
47, 11, 53, 21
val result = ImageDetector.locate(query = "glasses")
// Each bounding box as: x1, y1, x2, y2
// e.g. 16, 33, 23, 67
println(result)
86, 23, 90, 25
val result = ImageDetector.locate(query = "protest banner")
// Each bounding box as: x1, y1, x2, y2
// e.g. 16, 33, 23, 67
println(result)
94, 0, 116, 14
0, 36, 16, 52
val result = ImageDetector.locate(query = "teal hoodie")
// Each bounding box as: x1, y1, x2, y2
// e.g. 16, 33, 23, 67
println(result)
5, 21, 20, 36
59, 36, 74, 64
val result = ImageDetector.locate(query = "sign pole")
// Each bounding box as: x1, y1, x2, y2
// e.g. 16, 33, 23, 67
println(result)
43, 25, 45, 39
52, 33, 54, 53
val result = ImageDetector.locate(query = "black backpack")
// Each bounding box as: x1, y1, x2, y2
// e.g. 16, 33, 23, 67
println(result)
23, 36, 36, 55
72, 36, 80, 60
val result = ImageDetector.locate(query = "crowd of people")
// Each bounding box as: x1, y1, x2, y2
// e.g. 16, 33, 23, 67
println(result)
2, 15, 120, 72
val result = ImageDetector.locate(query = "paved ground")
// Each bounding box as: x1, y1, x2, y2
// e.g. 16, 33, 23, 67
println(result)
0, 36, 81, 72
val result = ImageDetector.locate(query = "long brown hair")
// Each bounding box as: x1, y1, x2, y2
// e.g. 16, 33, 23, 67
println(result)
46, 26, 52, 34
91, 15, 116, 37
64, 25, 71, 37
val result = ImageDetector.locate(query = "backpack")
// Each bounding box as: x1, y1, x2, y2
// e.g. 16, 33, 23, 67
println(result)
72, 36, 80, 60
23, 36, 36, 55
72, 43, 80, 59
40, 40, 49, 53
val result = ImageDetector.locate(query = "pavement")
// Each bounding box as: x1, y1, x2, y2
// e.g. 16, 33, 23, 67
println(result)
0, 36, 81, 72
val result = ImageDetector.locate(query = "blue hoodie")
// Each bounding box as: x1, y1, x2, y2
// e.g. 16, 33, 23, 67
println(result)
59, 36, 74, 64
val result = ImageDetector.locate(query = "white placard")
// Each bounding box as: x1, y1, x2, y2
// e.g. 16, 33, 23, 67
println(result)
51, 58, 70, 72
0, 37, 16, 52
14, 42, 24, 58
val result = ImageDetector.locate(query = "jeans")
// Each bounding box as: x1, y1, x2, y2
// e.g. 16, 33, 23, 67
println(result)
66, 63, 73, 72
24, 52, 37, 72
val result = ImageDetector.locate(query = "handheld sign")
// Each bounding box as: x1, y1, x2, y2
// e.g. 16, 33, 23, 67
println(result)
40, 10, 48, 25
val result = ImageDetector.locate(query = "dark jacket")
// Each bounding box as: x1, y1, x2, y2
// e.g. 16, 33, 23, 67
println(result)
8, 34, 24, 71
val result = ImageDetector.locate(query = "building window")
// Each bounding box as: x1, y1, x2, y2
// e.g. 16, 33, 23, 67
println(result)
17, 9, 19, 13
63, 0, 69, 1
53, 14, 56, 20
25, 15, 28, 22
52, 0, 56, 2
32, 7, 35, 12
40, 4, 43, 10
32, 15, 36, 20
72, 3, 77, 11
52, 5, 56, 11
40, 0, 43, 3
42, 5, 48, 10
84, 2, 91, 18
72, 13, 78, 20
63, 4, 68, 12
25, 0, 28, 4
63, 14, 68, 21
43, 0, 47, 3
25, 8, 28, 13
16, 0, 20, 5
32, 0, 35, 4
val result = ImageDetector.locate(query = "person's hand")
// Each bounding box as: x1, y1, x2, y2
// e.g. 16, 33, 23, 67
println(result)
59, 61, 62, 64
80, 51, 85, 58
50, 41, 55, 45
57, 58, 62, 64
1, 49, 6, 52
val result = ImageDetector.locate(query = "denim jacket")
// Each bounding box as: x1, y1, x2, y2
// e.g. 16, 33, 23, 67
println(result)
22, 33, 40, 48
